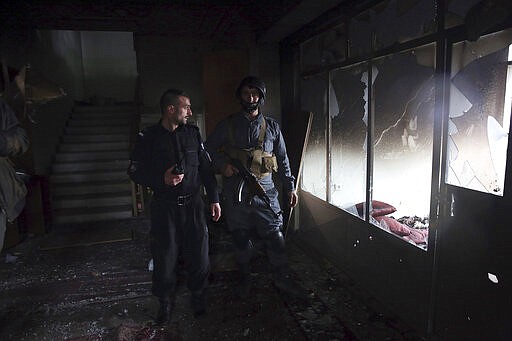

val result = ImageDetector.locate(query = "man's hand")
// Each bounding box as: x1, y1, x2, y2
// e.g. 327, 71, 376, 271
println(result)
222, 163, 239, 178
164, 166, 184, 186
288, 190, 298, 208
210, 202, 221, 222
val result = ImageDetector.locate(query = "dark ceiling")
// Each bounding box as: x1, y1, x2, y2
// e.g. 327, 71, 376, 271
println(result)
0, 0, 376, 43
1, 0, 304, 40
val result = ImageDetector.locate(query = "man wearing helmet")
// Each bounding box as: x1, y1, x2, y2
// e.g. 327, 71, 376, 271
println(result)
206, 76, 304, 298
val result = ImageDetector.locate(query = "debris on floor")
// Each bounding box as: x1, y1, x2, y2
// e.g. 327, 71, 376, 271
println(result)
0, 217, 421, 340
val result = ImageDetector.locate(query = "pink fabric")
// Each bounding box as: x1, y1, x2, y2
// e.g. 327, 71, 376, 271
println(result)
376, 216, 429, 244
404, 228, 429, 244
375, 216, 411, 236
354, 201, 429, 245
355, 200, 397, 217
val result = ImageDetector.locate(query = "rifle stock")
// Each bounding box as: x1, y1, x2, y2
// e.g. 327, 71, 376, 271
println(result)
230, 158, 279, 218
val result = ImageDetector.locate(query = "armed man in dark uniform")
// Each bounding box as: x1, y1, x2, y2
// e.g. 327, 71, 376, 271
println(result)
206, 76, 305, 299
128, 89, 221, 325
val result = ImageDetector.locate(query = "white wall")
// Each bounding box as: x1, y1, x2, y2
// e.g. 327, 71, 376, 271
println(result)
1, 28, 282, 174
29, 30, 85, 174
80, 31, 137, 102
1, 29, 84, 174
35, 30, 85, 101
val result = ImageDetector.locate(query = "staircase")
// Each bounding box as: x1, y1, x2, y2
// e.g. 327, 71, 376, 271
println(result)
50, 103, 137, 225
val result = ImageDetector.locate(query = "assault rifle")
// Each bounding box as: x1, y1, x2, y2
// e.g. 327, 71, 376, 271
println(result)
229, 158, 280, 218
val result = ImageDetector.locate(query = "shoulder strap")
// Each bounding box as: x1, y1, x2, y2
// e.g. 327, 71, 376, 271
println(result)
257, 117, 266, 150
227, 114, 266, 149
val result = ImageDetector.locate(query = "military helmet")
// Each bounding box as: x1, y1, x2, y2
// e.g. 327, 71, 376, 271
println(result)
236, 76, 266, 104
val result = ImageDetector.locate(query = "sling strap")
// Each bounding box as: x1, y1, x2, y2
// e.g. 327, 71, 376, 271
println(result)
225, 114, 277, 178
228, 114, 266, 149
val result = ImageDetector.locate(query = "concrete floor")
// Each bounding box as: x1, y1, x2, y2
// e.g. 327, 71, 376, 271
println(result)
0, 217, 423, 340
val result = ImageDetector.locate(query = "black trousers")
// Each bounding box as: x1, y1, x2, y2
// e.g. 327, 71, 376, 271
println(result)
150, 194, 210, 300
223, 186, 287, 269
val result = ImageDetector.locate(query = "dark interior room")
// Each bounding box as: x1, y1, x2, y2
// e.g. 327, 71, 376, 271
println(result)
1, 0, 512, 340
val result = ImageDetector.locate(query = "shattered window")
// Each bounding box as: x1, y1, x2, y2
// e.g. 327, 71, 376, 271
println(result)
350, 0, 436, 58
330, 63, 368, 218
445, 0, 481, 29
300, 74, 328, 200
371, 43, 436, 250
301, 24, 346, 73
446, 29, 512, 196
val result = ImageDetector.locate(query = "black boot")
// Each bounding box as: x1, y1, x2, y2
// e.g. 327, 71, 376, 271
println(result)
155, 300, 172, 325
190, 290, 207, 318
236, 262, 252, 299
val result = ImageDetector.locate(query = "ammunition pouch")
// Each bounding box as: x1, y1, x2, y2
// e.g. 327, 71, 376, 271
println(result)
223, 145, 277, 179
249, 149, 277, 178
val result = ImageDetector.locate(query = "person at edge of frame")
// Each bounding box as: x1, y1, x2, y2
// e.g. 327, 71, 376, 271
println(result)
0, 98, 29, 251
205, 76, 307, 299
127, 88, 221, 325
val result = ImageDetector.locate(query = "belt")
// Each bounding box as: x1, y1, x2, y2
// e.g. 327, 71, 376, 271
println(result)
173, 194, 193, 206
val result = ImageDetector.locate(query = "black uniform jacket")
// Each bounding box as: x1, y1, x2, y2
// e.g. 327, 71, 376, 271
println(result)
128, 122, 219, 204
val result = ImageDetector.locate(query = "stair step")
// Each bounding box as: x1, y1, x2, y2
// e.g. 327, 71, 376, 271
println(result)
52, 192, 132, 209
50, 170, 129, 184
67, 118, 132, 127
51, 181, 131, 195
52, 160, 128, 173
50, 103, 137, 225
62, 134, 130, 143
65, 126, 131, 134
52, 205, 134, 224
55, 150, 129, 162
59, 142, 130, 152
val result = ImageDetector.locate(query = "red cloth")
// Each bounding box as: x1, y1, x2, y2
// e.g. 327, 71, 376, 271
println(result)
375, 216, 411, 236
376, 216, 429, 244
404, 228, 429, 244
356, 200, 397, 217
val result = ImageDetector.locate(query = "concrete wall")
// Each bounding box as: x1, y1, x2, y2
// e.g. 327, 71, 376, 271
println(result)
0, 29, 82, 175
29, 30, 84, 174
80, 31, 137, 102
1, 28, 282, 174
